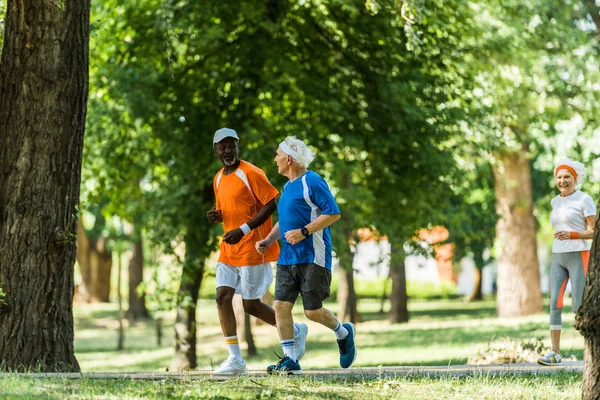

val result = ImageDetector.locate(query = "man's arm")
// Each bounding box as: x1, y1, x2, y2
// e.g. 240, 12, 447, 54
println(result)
284, 213, 340, 245
222, 198, 277, 245
256, 222, 280, 254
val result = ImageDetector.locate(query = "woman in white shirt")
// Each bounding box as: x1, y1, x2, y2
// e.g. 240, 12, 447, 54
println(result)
538, 158, 596, 366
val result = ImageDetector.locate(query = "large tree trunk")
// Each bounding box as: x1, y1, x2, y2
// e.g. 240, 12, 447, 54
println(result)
575, 201, 600, 400
127, 235, 149, 320
493, 149, 542, 317
170, 235, 205, 371
388, 239, 409, 323
76, 220, 112, 302
0, 0, 89, 372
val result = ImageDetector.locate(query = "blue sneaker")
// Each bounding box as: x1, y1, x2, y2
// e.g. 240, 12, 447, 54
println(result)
267, 355, 302, 375
337, 322, 357, 368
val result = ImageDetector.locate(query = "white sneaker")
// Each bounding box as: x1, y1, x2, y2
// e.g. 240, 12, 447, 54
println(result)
294, 322, 308, 361
214, 355, 248, 375
537, 350, 562, 366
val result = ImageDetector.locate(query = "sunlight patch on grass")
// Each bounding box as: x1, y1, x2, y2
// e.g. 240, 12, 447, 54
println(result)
78, 347, 173, 372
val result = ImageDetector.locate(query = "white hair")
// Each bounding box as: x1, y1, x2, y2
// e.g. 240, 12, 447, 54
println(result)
554, 157, 586, 185
281, 136, 316, 168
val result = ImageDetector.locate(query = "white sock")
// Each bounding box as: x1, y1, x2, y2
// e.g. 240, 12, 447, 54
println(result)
281, 339, 296, 361
293, 323, 300, 337
333, 321, 348, 340
225, 335, 243, 360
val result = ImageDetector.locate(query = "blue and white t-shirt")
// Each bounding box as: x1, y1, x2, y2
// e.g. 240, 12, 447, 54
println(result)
278, 170, 340, 270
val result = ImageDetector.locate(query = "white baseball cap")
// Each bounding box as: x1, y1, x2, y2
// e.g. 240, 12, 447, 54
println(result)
213, 127, 239, 144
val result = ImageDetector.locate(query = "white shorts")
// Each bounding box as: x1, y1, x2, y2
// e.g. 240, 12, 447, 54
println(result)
215, 262, 273, 300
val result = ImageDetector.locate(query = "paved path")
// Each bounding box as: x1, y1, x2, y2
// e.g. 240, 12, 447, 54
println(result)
0, 361, 583, 381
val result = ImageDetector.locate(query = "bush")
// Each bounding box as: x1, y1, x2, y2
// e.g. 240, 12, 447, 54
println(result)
406, 280, 459, 300
468, 337, 550, 364
329, 276, 459, 300
198, 268, 459, 301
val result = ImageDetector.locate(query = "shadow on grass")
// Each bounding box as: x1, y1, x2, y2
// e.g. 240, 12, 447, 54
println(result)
409, 305, 497, 320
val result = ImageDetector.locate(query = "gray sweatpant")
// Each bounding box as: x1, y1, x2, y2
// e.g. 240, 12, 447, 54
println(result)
549, 251, 589, 330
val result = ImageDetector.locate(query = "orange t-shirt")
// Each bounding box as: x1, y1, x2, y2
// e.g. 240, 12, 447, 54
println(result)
213, 160, 280, 266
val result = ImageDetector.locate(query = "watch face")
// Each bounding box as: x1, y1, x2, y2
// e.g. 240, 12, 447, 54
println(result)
302, 227, 309, 237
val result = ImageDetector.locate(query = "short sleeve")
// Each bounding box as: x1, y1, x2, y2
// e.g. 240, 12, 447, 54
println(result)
213, 171, 222, 209
308, 174, 340, 215
583, 194, 597, 217
247, 167, 279, 206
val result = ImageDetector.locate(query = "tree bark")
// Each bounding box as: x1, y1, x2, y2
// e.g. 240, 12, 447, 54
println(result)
76, 219, 112, 303
575, 201, 600, 400
467, 249, 485, 302
127, 235, 149, 320
468, 267, 483, 302
337, 262, 359, 324
493, 149, 542, 317
244, 312, 257, 357
388, 239, 409, 323
0, 0, 89, 372
335, 211, 359, 324
116, 253, 125, 351
233, 294, 258, 357
170, 235, 204, 371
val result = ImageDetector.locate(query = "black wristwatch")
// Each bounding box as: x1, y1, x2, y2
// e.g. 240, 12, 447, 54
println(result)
301, 227, 310, 237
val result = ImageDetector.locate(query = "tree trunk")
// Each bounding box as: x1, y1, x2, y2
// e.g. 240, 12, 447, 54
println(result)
244, 313, 257, 357
467, 248, 485, 302
468, 267, 483, 302
575, 202, 600, 400
0, 0, 89, 372
76, 219, 112, 302
388, 239, 409, 323
493, 149, 542, 317
116, 253, 125, 351
127, 235, 149, 320
232, 295, 258, 356
336, 211, 359, 324
156, 316, 163, 347
337, 262, 359, 324
170, 236, 204, 371
379, 276, 389, 314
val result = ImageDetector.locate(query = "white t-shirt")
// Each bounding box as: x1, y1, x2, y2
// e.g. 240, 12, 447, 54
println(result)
550, 190, 596, 253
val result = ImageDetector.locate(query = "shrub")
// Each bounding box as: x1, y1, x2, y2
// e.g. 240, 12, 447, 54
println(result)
468, 337, 551, 364
198, 269, 459, 301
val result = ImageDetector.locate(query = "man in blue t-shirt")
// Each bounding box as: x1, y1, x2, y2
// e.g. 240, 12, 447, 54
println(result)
256, 136, 357, 375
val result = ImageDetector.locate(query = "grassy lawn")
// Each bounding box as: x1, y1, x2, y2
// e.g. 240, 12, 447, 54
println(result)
73, 297, 584, 372
0, 372, 583, 399
3, 297, 582, 399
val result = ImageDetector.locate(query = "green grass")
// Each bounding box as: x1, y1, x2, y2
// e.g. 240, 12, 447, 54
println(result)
3, 297, 585, 398
0, 373, 583, 399
73, 296, 584, 372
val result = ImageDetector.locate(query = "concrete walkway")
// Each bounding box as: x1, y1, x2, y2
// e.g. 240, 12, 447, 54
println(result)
0, 361, 583, 381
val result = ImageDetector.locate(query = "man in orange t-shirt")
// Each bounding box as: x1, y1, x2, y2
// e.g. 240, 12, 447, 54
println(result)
207, 128, 308, 376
